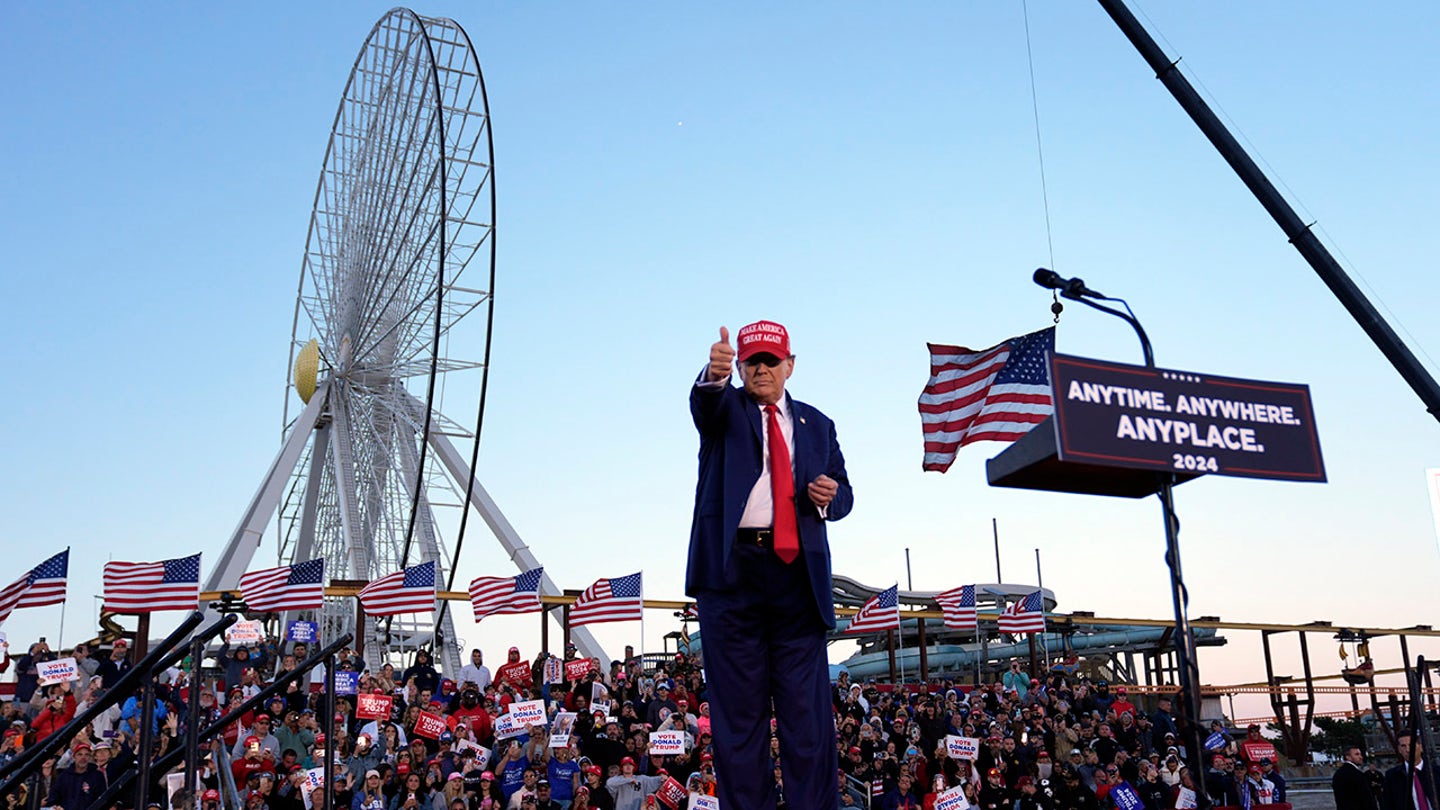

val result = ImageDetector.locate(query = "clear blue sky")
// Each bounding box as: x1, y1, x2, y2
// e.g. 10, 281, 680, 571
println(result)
3, 3, 1437, 717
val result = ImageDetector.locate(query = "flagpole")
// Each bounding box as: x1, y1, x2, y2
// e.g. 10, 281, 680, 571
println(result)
1035, 550, 1049, 672
57, 603, 67, 649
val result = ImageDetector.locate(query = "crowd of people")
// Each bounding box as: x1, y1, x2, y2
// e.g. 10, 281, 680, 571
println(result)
0, 632, 1432, 810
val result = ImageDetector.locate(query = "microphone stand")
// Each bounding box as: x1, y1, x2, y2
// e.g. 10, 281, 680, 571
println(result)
1058, 287, 1209, 803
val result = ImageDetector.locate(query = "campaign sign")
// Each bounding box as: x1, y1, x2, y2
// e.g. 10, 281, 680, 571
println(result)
38, 657, 78, 686
226, 620, 263, 644
1050, 353, 1325, 482
688, 794, 720, 810
550, 712, 577, 748
456, 739, 490, 770
1110, 783, 1144, 810
1241, 740, 1278, 763
413, 710, 448, 740
493, 712, 526, 740
564, 658, 593, 682
591, 700, 612, 718
356, 693, 392, 720
946, 735, 980, 761
543, 657, 563, 685
655, 777, 687, 810
1176, 787, 1199, 810
649, 730, 686, 755
591, 681, 609, 704
509, 699, 547, 727
286, 621, 318, 643
1205, 732, 1228, 751
935, 785, 971, 810
333, 671, 359, 696
0, 630, 8, 656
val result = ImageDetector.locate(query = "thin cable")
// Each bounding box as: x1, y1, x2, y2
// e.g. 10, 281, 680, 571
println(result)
1021, 0, 1057, 272
1131, 0, 1439, 378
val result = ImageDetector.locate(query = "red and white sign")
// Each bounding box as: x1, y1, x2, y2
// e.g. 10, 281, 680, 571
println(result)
936, 785, 971, 810
497, 660, 531, 688
564, 658, 594, 682
413, 711, 448, 740
356, 693, 393, 721
946, 735, 980, 761
456, 739, 490, 770
38, 658, 78, 686
509, 699, 547, 728
226, 620, 263, 644
649, 731, 686, 755
1241, 740, 1278, 764
654, 777, 687, 809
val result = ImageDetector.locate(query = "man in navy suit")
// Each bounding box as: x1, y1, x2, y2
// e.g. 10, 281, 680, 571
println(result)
687, 319, 854, 810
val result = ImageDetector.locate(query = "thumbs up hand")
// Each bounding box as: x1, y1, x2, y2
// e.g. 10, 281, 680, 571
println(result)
708, 326, 734, 382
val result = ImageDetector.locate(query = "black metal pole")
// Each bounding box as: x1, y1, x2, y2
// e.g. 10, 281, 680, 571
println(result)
1412, 658, 1439, 810
1066, 290, 1207, 801
324, 653, 337, 810
87, 634, 355, 810
1095, 0, 1440, 421
0, 611, 210, 787
135, 677, 157, 810
183, 636, 204, 808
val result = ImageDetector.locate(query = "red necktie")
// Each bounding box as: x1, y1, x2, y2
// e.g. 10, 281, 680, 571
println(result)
1416, 771, 1430, 810
765, 403, 799, 563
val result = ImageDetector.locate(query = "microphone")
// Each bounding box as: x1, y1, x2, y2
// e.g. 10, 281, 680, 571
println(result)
1032, 267, 1107, 300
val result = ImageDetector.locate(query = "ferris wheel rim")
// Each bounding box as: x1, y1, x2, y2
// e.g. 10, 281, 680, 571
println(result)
279, 7, 496, 596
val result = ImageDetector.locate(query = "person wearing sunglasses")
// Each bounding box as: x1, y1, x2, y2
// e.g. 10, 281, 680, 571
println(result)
686, 319, 854, 810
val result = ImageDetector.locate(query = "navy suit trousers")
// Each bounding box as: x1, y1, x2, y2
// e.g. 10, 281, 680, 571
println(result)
697, 542, 839, 810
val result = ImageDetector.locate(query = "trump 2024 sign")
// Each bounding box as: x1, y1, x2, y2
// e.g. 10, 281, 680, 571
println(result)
1050, 354, 1325, 482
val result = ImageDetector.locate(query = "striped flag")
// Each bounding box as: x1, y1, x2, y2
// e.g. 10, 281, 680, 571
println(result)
0, 550, 70, 626
844, 585, 900, 635
239, 558, 325, 612
358, 561, 437, 616
103, 554, 202, 613
936, 584, 978, 631
469, 567, 544, 622
997, 590, 1046, 634
919, 327, 1055, 473
569, 573, 643, 626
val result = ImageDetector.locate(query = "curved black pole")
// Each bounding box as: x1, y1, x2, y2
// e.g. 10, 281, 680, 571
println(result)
1095, 0, 1440, 421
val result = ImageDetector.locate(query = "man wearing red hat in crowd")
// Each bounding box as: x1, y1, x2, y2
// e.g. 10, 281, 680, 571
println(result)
496, 648, 532, 692
233, 735, 277, 785
686, 319, 854, 810
606, 756, 665, 810
47, 741, 106, 810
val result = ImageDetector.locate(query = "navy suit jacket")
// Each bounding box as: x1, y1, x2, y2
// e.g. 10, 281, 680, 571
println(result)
685, 375, 853, 627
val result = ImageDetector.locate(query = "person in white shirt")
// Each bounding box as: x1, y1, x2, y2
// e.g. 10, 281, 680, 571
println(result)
458, 649, 492, 693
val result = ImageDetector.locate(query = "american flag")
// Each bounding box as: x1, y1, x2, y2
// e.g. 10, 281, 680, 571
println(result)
0, 550, 69, 626
935, 584, 978, 631
919, 327, 1056, 473
845, 585, 900, 635
569, 573, 642, 626
469, 567, 544, 622
358, 561, 437, 617
997, 590, 1046, 635
238, 558, 325, 612
103, 554, 202, 613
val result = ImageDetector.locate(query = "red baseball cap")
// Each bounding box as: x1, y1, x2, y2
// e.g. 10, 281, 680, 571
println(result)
621, 756, 636, 767
736, 320, 790, 362
203, 790, 221, 802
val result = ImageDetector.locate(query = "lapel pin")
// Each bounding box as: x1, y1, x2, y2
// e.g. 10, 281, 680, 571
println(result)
800, 417, 807, 424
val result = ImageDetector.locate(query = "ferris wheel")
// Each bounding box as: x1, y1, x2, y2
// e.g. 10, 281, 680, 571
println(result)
205, 8, 606, 671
